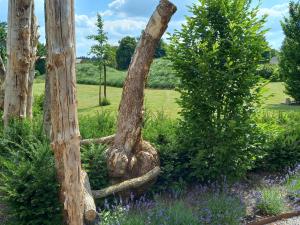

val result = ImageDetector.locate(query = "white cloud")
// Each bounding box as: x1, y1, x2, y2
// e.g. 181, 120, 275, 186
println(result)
108, 0, 126, 10
259, 3, 289, 18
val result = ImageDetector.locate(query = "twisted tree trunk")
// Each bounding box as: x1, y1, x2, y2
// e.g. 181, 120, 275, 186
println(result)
27, 2, 39, 119
45, 0, 83, 224
107, 0, 177, 190
0, 55, 5, 110
4, 0, 33, 125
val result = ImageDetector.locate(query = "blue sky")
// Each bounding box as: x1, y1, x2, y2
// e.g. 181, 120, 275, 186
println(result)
0, 0, 289, 56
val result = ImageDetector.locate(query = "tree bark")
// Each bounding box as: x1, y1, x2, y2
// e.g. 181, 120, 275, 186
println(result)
107, 0, 177, 189
92, 166, 160, 199
0, 55, 5, 110
4, 0, 33, 125
81, 171, 97, 223
27, 2, 39, 119
45, 0, 83, 224
104, 64, 107, 99
43, 72, 52, 138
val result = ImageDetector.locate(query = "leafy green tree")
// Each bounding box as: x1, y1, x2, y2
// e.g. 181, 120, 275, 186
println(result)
280, 1, 300, 101
116, 36, 137, 70
35, 42, 47, 75
154, 39, 167, 58
0, 22, 7, 61
169, 0, 268, 181
88, 14, 110, 105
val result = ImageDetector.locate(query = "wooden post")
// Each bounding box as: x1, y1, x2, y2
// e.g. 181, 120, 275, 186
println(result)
107, 0, 177, 186
45, 0, 83, 224
4, 0, 33, 125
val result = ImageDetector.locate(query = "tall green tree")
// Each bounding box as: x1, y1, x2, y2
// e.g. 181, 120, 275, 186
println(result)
88, 14, 110, 105
280, 1, 300, 101
0, 22, 7, 61
116, 36, 137, 70
169, 0, 268, 181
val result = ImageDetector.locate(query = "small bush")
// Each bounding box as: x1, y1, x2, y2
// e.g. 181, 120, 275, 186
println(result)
257, 187, 287, 216
198, 192, 246, 225
79, 110, 116, 139
0, 123, 61, 225
100, 97, 111, 106
33, 93, 45, 116
255, 111, 300, 171
81, 144, 109, 190
257, 64, 281, 82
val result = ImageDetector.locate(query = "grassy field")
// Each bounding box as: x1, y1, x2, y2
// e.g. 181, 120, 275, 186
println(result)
34, 82, 300, 118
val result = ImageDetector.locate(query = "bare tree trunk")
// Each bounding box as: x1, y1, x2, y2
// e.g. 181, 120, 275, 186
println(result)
99, 65, 102, 105
27, 2, 39, 119
104, 64, 107, 99
0, 55, 5, 110
43, 72, 52, 138
43, 0, 51, 138
107, 0, 177, 188
4, 0, 33, 125
45, 0, 83, 224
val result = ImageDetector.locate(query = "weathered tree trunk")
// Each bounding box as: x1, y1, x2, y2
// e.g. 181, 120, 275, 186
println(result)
4, 0, 33, 125
81, 171, 97, 223
45, 0, 83, 224
43, 72, 52, 138
0, 55, 5, 110
43, 0, 51, 138
107, 0, 177, 189
27, 2, 39, 119
104, 64, 107, 99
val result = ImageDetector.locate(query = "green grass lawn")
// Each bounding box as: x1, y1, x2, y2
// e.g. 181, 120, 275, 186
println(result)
34, 82, 300, 118
34, 83, 180, 117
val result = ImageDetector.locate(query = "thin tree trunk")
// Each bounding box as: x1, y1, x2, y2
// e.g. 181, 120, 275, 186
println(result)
45, 0, 83, 224
107, 0, 177, 186
104, 64, 107, 99
27, 2, 39, 119
4, 0, 33, 125
0, 55, 5, 110
99, 65, 102, 105
43, 72, 52, 137
43, 0, 51, 138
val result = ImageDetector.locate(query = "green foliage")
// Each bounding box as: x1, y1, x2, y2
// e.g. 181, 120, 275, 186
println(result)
116, 36, 137, 70
32, 93, 45, 117
79, 110, 116, 139
148, 58, 179, 89
35, 43, 47, 75
257, 64, 281, 82
0, 21, 7, 61
76, 58, 178, 89
0, 122, 62, 225
255, 111, 300, 171
81, 144, 109, 190
154, 39, 167, 58
100, 97, 111, 106
286, 172, 300, 199
257, 187, 287, 216
280, 1, 300, 101
168, 0, 268, 181
198, 192, 246, 225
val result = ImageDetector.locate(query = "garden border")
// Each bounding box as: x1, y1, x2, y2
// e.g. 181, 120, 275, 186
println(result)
247, 211, 300, 225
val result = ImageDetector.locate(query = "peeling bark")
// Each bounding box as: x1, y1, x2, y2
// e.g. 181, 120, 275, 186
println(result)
4, 0, 34, 125
27, 2, 39, 119
0, 55, 5, 110
106, 0, 177, 189
81, 171, 97, 223
45, 0, 83, 224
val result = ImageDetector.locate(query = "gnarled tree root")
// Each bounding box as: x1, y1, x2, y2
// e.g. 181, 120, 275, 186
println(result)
81, 135, 161, 198
92, 166, 160, 199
